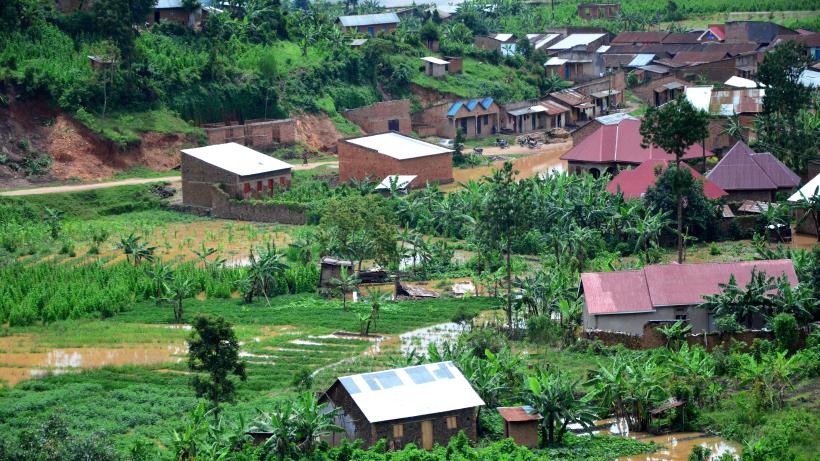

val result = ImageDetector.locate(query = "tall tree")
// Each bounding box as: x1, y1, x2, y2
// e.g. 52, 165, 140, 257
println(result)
640, 95, 709, 263
188, 315, 247, 410
757, 40, 812, 116
478, 162, 532, 329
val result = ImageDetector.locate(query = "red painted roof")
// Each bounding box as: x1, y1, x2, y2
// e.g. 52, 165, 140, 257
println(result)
606, 159, 727, 199
560, 119, 714, 164
583, 259, 797, 315
497, 407, 543, 422
706, 142, 800, 191
708, 24, 726, 41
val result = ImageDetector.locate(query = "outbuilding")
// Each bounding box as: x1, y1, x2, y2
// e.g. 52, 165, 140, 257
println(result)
181, 142, 292, 208
337, 13, 400, 36
497, 406, 542, 448
421, 56, 449, 78
338, 132, 453, 187
319, 361, 485, 450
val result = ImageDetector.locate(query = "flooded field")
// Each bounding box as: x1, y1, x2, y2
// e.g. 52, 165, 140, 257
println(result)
444, 140, 572, 191
617, 433, 740, 461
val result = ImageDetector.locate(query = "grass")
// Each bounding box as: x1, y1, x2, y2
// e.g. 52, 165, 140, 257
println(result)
111, 166, 181, 180
410, 57, 540, 103
2, 184, 170, 220
74, 108, 205, 148
315, 96, 364, 136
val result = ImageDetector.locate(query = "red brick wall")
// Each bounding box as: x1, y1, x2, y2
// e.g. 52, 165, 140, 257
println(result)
342, 101, 412, 135
203, 119, 297, 147
631, 76, 689, 106
338, 141, 453, 186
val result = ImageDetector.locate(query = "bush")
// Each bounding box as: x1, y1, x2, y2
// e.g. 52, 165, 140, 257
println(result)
526, 314, 561, 345
772, 313, 799, 353
460, 327, 507, 359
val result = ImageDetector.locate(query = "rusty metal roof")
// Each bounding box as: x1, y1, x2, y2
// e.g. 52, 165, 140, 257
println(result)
706, 142, 800, 191
498, 406, 543, 422
709, 88, 765, 114
583, 259, 798, 315
650, 398, 685, 415
612, 31, 669, 44
560, 118, 713, 164
548, 89, 591, 107
670, 50, 730, 65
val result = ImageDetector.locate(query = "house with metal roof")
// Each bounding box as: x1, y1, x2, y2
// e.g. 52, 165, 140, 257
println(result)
148, 0, 220, 27
337, 13, 400, 36
501, 99, 569, 134
319, 362, 485, 449
789, 173, 820, 239
582, 259, 798, 336
475, 34, 518, 56
338, 132, 453, 187
560, 118, 714, 178
706, 141, 801, 202
180, 143, 292, 208
545, 89, 596, 125
606, 159, 727, 200
544, 33, 610, 82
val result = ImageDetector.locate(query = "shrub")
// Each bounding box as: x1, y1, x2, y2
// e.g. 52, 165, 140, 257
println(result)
772, 313, 799, 353
526, 314, 561, 345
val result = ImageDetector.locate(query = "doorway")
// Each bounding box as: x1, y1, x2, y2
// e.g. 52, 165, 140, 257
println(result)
421, 420, 433, 449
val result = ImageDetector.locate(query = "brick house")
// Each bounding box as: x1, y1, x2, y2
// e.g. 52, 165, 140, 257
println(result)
319, 362, 485, 450
337, 13, 399, 37
685, 86, 764, 152
474, 34, 518, 56
181, 143, 292, 208
545, 89, 596, 125
501, 99, 569, 134
705, 141, 801, 202
581, 259, 798, 336
544, 33, 609, 82
342, 100, 412, 135
338, 132, 453, 186
561, 118, 713, 177
577, 2, 620, 20
148, 0, 219, 27
413, 98, 499, 139
789, 173, 820, 239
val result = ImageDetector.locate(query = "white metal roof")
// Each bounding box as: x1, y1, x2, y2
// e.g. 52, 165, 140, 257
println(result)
492, 33, 514, 42
334, 361, 485, 423
181, 143, 292, 177
507, 105, 549, 117
345, 132, 452, 160
338, 13, 400, 27
596, 113, 637, 125
788, 173, 820, 202
374, 175, 417, 191
532, 33, 560, 49
799, 69, 820, 88
596, 45, 611, 53
725, 76, 761, 88
548, 33, 605, 50
350, 38, 368, 46
544, 57, 568, 66
155, 0, 183, 8
627, 54, 655, 67
684, 86, 713, 112
421, 56, 449, 65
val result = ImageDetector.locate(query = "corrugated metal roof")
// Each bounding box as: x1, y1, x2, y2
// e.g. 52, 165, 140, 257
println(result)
671, 50, 730, 65
498, 406, 542, 422
596, 113, 637, 125
705, 141, 799, 191
492, 33, 514, 42
548, 33, 606, 50
448, 98, 494, 116
530, 33, 561, 49
661, 32, 702, 44
561, 119, 712, 164
447, 101, 463, 117
596, 45, 611, 53
338, 13, 400, 27
548, 89, 591, 107
709, 88, 765, 115
788, 173, 820, 202
724, 76, 761, 88
583, 259, 797, 315
156, 0, 183, 8
540, 99, 571, 114
507, 105, 549, 117
421, 56, 449, 65
685, 86, 713, 112
345, 132, 452, 160
350, 38, 368, 46
606, 159, 727, 200
332, 361, 485, 423
799, 69, 820, 88
612, 32, 668, 44
374, 175, 417, 191
544, 57, 568, 66
627, 53, 655, 67
639, 64, 670, 74
181, 143, 291, 177
590, 89, 621, 98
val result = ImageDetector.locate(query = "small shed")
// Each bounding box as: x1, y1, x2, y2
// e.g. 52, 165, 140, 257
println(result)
319, 256, 354, 288
397, 282, 439, 299
421, 56, 449, 78
497, 406, 542, 448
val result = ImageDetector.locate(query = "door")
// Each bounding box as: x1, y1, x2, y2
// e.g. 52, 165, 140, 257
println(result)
388, 119, 399, 132
476, 117, 481, 135
421, 420, 433, 450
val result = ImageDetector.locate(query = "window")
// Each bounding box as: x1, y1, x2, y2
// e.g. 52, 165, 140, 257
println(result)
392, 424, 403, 438
483, 115, 488, 126
675, 314, 688, 322
446, 416, 457, 429
388, 119, 400, 132
268, 179, 274, 194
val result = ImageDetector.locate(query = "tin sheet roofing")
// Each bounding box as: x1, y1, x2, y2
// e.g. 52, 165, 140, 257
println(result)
531, 33, 561, 49
507, 105, 549, 117
661, 32, 702, 44
548, 33, 606, 50
421, 56, 449, 65
612, 31, 668, 44
374, 175, 417, 191
345, 132, 452, 160
627, 53, 655, 67
545, 57, 569, 66
606, 159, 727, 200
709, 88, 765, 115
799, 69, 820, 88
338, 13, 400, 27
560, 119, 712, 164
639, 64, 670, 74
540, 100, 571, 114
583, 259, 797, 314
788, 173, 820, 202
498, 406, 543, 422
155, 0, 183, 8
448, 98, 494, 116
685, 86, 713, 112
724, 76, 761, 88
671, 50, 730, 65
595, 113, 637, 125
334, 361, 485, 423
181, 143, 291, 177
705, 141, 800, 191
492, 33, 515, 42
548, 89, 591, 106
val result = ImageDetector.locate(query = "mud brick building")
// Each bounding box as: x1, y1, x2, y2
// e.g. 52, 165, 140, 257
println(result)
577, 2, 620, 20
338, 132, 453, 187
319, 362, 484, 449
337, 13, 399, 36
342, 100, 412, 135
497, 406, 542, 448
181, 142, 292, 208
412, 98, 500, 139
474, 34, 518, 55
705, 141, 801, 202
582, 260, 798, 336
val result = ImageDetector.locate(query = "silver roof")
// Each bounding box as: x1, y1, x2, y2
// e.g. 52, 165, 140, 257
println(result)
334, 361, 485, 423
345, 132, 452, 160
596, 112, 637, 125
375, 175, 417, 190
181, 142, 291, 177
627, 53, 655, 67
156, 0, 183, 8
338, 13, 400, 27
548, 33, 605, 50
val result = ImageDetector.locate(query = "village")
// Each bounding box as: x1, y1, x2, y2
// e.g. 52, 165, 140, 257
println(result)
0, 0, 819, 460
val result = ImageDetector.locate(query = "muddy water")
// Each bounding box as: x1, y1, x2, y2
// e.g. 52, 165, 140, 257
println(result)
0, 345, 186, 387
444, 141, 572, 192
617, 433, 741, 461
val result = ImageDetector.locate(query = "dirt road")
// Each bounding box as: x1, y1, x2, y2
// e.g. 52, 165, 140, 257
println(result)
0, 160, 338, 197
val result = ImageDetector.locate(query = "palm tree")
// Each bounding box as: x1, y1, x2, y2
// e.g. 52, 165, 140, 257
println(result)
162, 273, 195, 323
330, 267, 360, 311
588, 357, 667, 431
525, 369, 598, 445
116, 233, 156, 266
146, 261, 174, 304
242, 241, 288, 305
721, 112, 745, 143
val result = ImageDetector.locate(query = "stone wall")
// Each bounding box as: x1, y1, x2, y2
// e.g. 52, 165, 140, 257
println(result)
342, 100, 412, 135
203, 119, 297, 147
210, 186, 307, 224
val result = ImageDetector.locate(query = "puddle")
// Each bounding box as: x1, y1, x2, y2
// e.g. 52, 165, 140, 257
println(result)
399, 322, 466, 357
617, 433, 741, 461
0, 345, 186, 387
